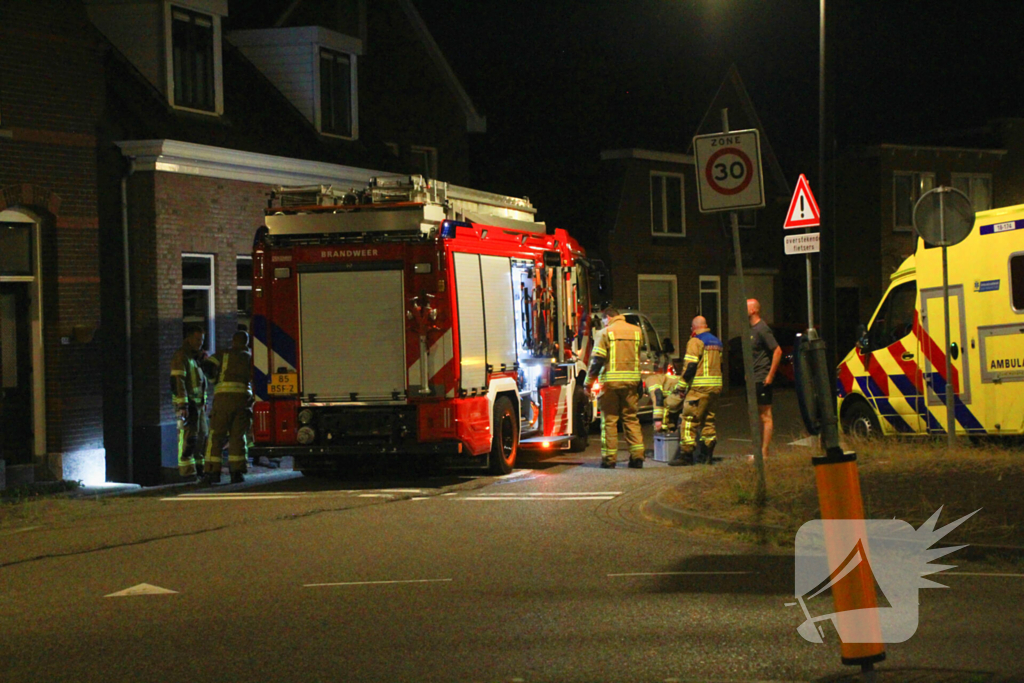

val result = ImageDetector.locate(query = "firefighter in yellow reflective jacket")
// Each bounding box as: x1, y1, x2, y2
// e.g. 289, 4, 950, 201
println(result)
584, 308, 645, 469
663, 316, 723, 466
646, 355, 680, 431
170, 325, 208, 479
202, 331, 254, 485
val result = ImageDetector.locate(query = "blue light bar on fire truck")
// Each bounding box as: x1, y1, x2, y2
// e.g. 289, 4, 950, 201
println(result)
440, 219, 472, 239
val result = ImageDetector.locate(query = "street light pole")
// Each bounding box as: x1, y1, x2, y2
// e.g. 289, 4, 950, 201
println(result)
818, 0, 836, 375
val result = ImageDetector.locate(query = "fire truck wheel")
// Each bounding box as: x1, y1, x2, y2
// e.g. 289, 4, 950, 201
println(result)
568, 388, 590, 452
842, 401, 881, 439
488, 395, 518, 475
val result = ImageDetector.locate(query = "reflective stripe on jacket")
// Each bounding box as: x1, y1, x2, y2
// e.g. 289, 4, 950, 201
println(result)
170, 345, 206, 405
680, 331, 723, 393
590, 315, 642, 384
207, 348, 253, 395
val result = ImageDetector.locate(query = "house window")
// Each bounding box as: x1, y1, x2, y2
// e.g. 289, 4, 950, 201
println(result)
237, 256, 253, 332
650, 173, 685, 236
699, 276, 722, 340
410, 146, 438, 179
637, 274, 679, 356
319, 48, 353, 137
171, 7, 215, 112
0, 223, 34, 276
893, 171, 935, 231
951, 173, 992, 212
182, 254, 214, 352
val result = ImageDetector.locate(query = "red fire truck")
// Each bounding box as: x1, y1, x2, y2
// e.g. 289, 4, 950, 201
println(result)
250, 176, 596, 475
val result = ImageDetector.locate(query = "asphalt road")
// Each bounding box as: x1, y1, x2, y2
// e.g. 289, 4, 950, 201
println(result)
2, 390, 1022, 682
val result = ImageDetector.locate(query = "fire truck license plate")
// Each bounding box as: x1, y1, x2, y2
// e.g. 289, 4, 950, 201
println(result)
268, 373, 298, 395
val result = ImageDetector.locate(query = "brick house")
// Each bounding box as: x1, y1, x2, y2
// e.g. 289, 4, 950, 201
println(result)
1, 0, 485, 486
833, 142, 1006, 350
0, 2, 107, 488
596, 68, 794, 378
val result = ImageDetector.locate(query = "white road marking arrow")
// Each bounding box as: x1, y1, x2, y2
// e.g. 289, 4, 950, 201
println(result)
104, 583, 179, 598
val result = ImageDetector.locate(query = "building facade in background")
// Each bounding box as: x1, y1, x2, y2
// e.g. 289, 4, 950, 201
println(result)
1, 0, 484, 485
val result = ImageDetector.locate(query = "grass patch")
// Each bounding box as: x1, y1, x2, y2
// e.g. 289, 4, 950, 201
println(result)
665, 437, 1024, 548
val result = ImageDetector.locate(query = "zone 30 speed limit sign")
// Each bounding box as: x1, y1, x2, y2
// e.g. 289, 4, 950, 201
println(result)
693, 129, 765, 213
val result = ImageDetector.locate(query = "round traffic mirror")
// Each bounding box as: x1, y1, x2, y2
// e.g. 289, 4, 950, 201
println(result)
913, 186, 975, 248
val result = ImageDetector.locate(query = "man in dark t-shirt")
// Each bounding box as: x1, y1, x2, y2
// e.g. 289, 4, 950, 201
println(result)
747, 299, 781, 457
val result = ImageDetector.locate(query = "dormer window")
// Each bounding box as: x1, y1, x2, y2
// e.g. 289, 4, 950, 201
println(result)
319, 48, 354, 138
172, 7, 215, 111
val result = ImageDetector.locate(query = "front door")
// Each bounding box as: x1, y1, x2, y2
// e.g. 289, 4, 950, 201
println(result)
1, 283, 34, 464
865, 280, 922, 433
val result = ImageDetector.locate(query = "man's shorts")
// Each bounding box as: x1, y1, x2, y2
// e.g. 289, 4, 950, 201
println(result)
755, 381, 773, 406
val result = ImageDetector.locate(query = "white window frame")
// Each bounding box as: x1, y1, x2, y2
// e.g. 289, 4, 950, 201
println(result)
182, 252, 215, 352
410, 145, 438, 179
951, 172, 993, 212
236, 254, 253, 331
637, 273, 679, 356
699, 275, 723, 340
893, 171, 935, 232
650, 171, 686, 237
0, 209, 46, 458
164, 3, 224, 116
315, 46, 359, 140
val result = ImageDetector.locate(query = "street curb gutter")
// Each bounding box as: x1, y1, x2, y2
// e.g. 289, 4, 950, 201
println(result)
644, 485, 1024, 560
643, 485, 788, 535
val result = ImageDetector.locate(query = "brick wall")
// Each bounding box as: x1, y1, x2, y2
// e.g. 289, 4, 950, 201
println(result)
125, 171, 270, 480
0, 1, 106, 473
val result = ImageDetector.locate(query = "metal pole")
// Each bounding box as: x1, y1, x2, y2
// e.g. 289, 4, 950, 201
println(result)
722, 108, 766, 506
940, 192, 955, 449
806, 251, 815, 330
818, 0, 837, 379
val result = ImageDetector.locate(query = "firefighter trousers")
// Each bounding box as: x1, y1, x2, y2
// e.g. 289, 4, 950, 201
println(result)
599, 382, 645, 465
177, 401, 208, 477
665, 389, 719, 455
205, 393, 254, 474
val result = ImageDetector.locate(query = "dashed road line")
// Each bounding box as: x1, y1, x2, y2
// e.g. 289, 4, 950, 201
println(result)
608, 571, 755, 577
304, 578, 453, 588
459, 491, 621, 501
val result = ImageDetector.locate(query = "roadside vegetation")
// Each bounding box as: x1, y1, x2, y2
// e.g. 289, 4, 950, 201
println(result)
663, 437, 1024, 550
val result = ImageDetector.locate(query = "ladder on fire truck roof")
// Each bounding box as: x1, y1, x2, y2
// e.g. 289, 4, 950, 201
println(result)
268, 175, 546, 235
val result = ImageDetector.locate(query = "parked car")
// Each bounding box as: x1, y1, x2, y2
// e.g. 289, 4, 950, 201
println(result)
588, 309, 672, 427
728, 323, 808, 387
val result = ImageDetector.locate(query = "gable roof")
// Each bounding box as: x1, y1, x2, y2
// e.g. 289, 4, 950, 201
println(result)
396, 0, 485, 133
689, 65, 789, 197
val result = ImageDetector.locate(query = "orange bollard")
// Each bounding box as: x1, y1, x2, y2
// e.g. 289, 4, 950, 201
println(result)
813, 451, 886, 667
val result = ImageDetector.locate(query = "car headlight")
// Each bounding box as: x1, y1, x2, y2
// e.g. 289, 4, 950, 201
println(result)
298, 408, 314, 425
297, 426, 316, 445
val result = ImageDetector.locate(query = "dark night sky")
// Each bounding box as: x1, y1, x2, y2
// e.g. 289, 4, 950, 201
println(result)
413, 0, 1024, 236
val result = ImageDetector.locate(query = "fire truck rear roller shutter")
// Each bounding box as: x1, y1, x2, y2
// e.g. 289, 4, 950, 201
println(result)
480, 255, 517, 374
454, 252, 487, 392
298, 269, 407, 401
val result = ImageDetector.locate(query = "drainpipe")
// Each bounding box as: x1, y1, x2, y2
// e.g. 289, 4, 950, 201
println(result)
121, 159, 135, 483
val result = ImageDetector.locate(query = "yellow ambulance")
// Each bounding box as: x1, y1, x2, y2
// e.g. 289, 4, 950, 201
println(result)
837, 203, 1024, 437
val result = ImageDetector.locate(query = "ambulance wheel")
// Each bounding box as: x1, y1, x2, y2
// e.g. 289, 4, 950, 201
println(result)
568, 388, 591, 452
488, 396, 519, 475
843, 401, 881, 439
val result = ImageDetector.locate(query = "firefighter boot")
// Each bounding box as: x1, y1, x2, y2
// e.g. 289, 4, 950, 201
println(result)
667, 447, 691, 467
703, 440, 717, 465
202, 469, 221, 486
230, 471, 245, 484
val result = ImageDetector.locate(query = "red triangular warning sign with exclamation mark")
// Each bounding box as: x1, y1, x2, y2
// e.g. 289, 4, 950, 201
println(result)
784, 174, 821, 229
